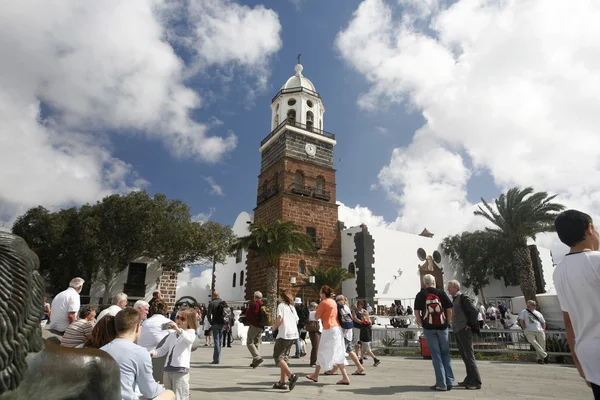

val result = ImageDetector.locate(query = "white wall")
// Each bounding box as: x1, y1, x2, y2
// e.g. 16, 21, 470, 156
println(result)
89, 257, 162, 304
341, 225, 555, 308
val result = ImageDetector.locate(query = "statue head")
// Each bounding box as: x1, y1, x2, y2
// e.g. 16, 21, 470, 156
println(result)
0, 232, 45, 394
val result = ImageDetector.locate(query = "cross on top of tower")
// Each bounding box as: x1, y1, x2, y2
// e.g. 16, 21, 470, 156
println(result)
297, 53, 301, 64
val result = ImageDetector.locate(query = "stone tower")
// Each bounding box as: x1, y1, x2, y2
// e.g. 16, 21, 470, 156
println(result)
246, 63, 342, 302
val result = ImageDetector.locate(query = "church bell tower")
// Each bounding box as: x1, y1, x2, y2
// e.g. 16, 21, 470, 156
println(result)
246, 63, 342, 301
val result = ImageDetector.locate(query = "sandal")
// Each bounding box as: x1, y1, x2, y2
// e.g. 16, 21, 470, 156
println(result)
288, 374, 299, 391
336, 380, 350, 385
324, 371, 338, 375
352, 371, 366, 375
306, 375, 318, 383
272, 381, 287, 390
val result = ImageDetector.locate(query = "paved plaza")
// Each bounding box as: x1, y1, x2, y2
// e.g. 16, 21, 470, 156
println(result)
187, 342, 591, 400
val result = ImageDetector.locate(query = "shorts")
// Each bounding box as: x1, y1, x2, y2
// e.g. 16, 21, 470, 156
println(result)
351, 328, 361, 345
204, 330, 211, 336
361, 341, 372, 353
344, 337, 353, 353
273, 338, 296, 363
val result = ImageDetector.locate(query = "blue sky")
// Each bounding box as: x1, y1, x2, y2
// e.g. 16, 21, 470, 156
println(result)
2, 0, 598, 259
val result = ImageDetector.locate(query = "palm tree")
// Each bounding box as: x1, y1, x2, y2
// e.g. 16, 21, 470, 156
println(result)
234, 220, 316, 317
308, 265, 353, 293
474, 187, 564, 302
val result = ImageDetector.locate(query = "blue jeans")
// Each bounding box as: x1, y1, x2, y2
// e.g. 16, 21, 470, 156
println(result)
212, 324, 224, 363
423, 328, 454, 389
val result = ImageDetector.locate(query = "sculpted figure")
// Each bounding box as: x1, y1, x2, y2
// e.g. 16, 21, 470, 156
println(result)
0, 232, 121, 400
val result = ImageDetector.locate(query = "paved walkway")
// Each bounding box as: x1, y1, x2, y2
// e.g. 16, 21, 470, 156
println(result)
188, 343, 592, 399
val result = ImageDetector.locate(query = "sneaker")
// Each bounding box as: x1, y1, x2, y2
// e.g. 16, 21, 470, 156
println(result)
291, 355, 300, 359
537, 359, 544, 364
466, 385, 481, 390
373, 359, 381, 367
457, 381, 467, 387
447, 385, 453, 391
544, 356, 549, 364
430, 385, 446, 391
210, 361, 219, 365
300, 352, 307, 357
251, 358, 264, 368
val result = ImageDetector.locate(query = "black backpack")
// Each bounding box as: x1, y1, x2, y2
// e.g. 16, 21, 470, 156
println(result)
213, 300, 229, 324
460, 295, 480, 333
296, 304, 309, 328
337, 303, 354, 329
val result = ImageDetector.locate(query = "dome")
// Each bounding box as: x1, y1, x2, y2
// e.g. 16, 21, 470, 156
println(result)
281, 64, 316, 92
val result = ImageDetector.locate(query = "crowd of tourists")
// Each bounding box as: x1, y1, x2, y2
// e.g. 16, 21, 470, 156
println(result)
39, 208, 600, 399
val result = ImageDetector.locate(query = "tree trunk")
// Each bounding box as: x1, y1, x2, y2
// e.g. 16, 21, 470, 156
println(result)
514, 246, 537, 303
266, 264, 278, 323
102, 274, 115, 305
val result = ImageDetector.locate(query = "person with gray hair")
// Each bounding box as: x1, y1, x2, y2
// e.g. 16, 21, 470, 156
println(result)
47, 277, 86, 335
519, 300, 548, 364
246, 291, 265, 368
447, 280, 481, 390
414, 274, 454, 391
97, 292, 128, 321
134, 300, 150, 321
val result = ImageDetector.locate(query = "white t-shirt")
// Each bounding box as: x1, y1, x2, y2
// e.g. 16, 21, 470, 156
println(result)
97, 305, 122, 321
477, 305, 485, 321
276, 303, 299, 340
486, 306, 498, 318
137, 314, 172, 350
48, 287, 80, 332
309, 310, 323, 332
518, 309, 545, 331
554, 251, 600, 386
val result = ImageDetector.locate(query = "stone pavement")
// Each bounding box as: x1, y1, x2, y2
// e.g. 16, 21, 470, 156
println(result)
187, 343, 592, 400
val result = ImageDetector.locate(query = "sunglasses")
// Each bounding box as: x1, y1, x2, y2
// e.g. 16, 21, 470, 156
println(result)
176, 316, 186, 321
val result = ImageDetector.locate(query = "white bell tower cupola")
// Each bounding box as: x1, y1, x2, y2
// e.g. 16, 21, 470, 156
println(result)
270, 63, 325, 132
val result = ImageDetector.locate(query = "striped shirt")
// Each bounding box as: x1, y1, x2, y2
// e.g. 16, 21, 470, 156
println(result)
60, 319, 95, 347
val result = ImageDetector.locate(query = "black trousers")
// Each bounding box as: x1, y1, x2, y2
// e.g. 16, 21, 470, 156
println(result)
222, 328, 232, 346
455, 328, 482, 386
592, 382, 600, 400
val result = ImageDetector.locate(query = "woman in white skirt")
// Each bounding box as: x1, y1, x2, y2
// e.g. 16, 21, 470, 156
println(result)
306, 285, 350, 385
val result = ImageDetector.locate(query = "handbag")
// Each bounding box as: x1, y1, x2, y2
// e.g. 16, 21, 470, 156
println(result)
305, 320, 320, 333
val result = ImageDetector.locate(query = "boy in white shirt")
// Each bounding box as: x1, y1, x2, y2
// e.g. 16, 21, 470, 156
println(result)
271, 289, 300, 391
554, 209, 600, 399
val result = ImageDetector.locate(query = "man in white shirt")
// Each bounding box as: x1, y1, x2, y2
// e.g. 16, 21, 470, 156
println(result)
519, 300, 547, 364
554, 209, 600, 398
97, 292, 128, 321
48, 277, 84, 334
134, 300, 150, 322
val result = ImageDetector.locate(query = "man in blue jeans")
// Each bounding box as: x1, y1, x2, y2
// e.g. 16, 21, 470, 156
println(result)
208, 291, 225, 365
414, 274, 454, 391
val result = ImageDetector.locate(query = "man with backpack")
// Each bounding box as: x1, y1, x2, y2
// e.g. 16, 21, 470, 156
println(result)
208, 291, 229, 365
293, 298, 309, 358
414, 274, 454, 391
246, 291, 267, 368
447, 280, 481, 390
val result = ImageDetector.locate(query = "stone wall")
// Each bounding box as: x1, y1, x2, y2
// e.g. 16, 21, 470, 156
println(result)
157, 270, 178, 311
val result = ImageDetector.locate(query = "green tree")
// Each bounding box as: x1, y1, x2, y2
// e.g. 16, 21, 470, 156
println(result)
195, 221, 237, 295
474, 187, 564, 301
234, 220, 316, 316
307, 265, 353, 293
441, 231, 519, 302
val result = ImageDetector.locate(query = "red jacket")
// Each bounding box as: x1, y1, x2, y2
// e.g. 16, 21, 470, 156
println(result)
246, 299, 264, 328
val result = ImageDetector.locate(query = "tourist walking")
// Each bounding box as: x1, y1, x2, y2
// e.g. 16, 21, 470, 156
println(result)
414, 274, 454, 391
554, 209, 600, 399
207, 291, 226, 364
138, 299, 173, 383
203, 312, 212, 347
60, 305, 97, 348
306, 285, 350, 385
325, 295, 365, 376
151, 307, 198, 400
246, 291, 265, 368
447, 280, 482, 390
519, 300, 548, 364
357, 309, 381, 367
47, 277, 85, 335
486, 303, 499, 329
306, 302, 321, 367
271, 289, 300, 391
293, 298, 309, 358
352, 301, 365, 358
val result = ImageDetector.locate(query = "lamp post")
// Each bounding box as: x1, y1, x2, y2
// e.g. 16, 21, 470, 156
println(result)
291, 275, 315, 303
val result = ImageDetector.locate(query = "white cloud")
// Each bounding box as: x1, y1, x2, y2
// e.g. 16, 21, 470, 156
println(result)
337, 201, 391, 229
192, 207, 216, 223
177, 266, 212, 302
205, 177, 224, 196
336, 0, 600, 251
0, 0, 281, 225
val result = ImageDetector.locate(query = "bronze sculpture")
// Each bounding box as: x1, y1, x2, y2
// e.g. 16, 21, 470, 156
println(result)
0, 232, 121, 399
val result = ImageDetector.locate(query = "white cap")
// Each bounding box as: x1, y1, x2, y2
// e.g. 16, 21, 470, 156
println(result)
294, 297, 302, 304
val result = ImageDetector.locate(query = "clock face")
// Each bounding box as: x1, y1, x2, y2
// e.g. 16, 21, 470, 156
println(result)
305, 143, 316, 157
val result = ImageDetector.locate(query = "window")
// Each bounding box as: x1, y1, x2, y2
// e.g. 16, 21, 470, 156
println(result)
273, 114, 279, 127
127, 262, 147, 284
298, 260, 306, 275
307, 100, 313, 108
348, 262, 356, 275
287, 98, 296, 106
294, 170, 304, 187
316, 176, 325, 194
306, 111, 314, 130
235, 248, 242, 263
287, 109, 296, 124
306, 227, 316, 238
233, 273, 237, 288
240, 270, 244, 286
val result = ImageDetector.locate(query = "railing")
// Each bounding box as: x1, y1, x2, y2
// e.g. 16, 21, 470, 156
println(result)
256, 186, 280, 205
369, 328, 571, 355
313, 188, 331, 201
291, 183, 312, 197
260, 119, 336, 147
272, 87, 321, 103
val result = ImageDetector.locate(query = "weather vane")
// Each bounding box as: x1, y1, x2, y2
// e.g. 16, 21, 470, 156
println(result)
297, 53, 302, 64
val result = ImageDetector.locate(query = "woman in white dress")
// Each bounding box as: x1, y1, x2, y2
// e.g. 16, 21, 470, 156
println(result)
306, 285, 350, 385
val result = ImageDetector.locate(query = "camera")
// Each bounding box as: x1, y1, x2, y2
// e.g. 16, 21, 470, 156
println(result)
161, 322, 172, 330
